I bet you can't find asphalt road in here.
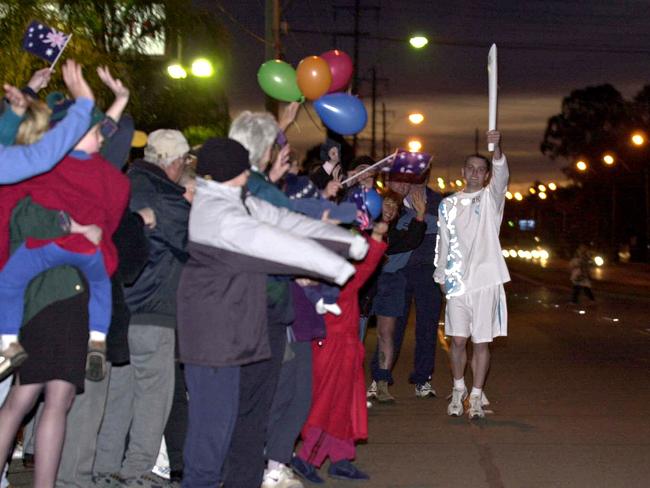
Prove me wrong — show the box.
[7,269,650,487]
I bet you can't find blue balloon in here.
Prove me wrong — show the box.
[313,93,367,135]
[364,188,383,220]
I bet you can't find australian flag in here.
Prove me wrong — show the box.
[22,21,70,63]
[384,150,432,176]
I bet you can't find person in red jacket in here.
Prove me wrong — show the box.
[293,224,388,483]
[0,66,130,383]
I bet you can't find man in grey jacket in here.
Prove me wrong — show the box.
[176,138,367,488]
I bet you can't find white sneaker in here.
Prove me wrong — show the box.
[447,387,467,416]
[415,381,437,398]
[262,465,304,488]
[481,391,490,406]
[366,380,378,399]
[468,393,485,419]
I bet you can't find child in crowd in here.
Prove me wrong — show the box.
[293,222,388,483]
[0,66,131,382]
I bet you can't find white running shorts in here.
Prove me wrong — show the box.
[445,284,507,343]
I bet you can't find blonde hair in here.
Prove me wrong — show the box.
[16,100,52,145]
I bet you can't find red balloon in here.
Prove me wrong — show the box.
[320,50,353,93]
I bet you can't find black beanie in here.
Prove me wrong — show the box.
[197,138,250,182]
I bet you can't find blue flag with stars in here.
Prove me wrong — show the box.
[22,20,71,63]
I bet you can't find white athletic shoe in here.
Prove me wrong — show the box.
[262,465,304,488]
[415,381,437,398]
[366,380,378,399]
[468,394,485,419]
[447,387,468,416]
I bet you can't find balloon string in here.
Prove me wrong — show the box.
[303,104,326,133]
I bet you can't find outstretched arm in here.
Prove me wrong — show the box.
[97,66,130,122]
[487,130,509,214]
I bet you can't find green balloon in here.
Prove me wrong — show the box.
[257,60,302,102]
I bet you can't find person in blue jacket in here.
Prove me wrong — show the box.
[0,60,94,184]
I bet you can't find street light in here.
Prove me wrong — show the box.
[191,58,214,78]
[409,36,429,49]
[576,160,588,171]
[538,184,546,192]
[514,192,523,201]
[529,187,536,194]
[408,112,425,125]
[167,63,187,79]
[548,182,557,191]
[506,191,513,199]
[631,132,646,146]
[538,191,547,200]
[455,179,463,187]
[407,139,422,152]
[603,153,615,166]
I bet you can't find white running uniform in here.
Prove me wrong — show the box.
[434,155,510,342]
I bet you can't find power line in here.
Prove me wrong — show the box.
[215,0,269,45]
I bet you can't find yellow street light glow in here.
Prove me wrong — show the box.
[167,63,187,79]
[517,250,525,258]
[538,184,546,192]
[409,36,429,49]
[548,182,557,191]
[408,113,424,125]
[538,191,547,200]
[540,250,550,260]
[576,160,587,171]
[529,187,536,194]
[514,192,523,201]
[502,249,509,258]
[407,139,422,152]
[631,132,645,146]
[505,191,513,199]
[603,153,615,165]
[437,177,445,190]
[455,179,463,187]
[191,58,214,78]
[594,256,605,267]
[450,181,456,188]
[509,249,517,258]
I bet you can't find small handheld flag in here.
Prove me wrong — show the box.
[22,20,71,68]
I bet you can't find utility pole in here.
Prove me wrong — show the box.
[265,0,281,116]
[332,1,379,153]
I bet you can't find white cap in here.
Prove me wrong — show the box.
[144,129,190,167]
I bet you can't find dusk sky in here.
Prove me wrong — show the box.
[201,0,650,190]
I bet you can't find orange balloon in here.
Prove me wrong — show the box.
[296,56,332,100]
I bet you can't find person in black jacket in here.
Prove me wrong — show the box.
[94,129,191,487]
[369,187,427,403]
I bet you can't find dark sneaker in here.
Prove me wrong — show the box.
[86,340,107,382]
[375,380,395,403]
[93,472,127,488]
[327,460,369,481]
[415,381,437,398]
[124,473,175,487]
[290,456,324,484]
[0,341,28,382]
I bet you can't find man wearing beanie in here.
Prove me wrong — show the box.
[176,138,368,488]
[94,129,191,487]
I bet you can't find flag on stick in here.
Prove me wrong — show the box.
[22,20,72,69]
